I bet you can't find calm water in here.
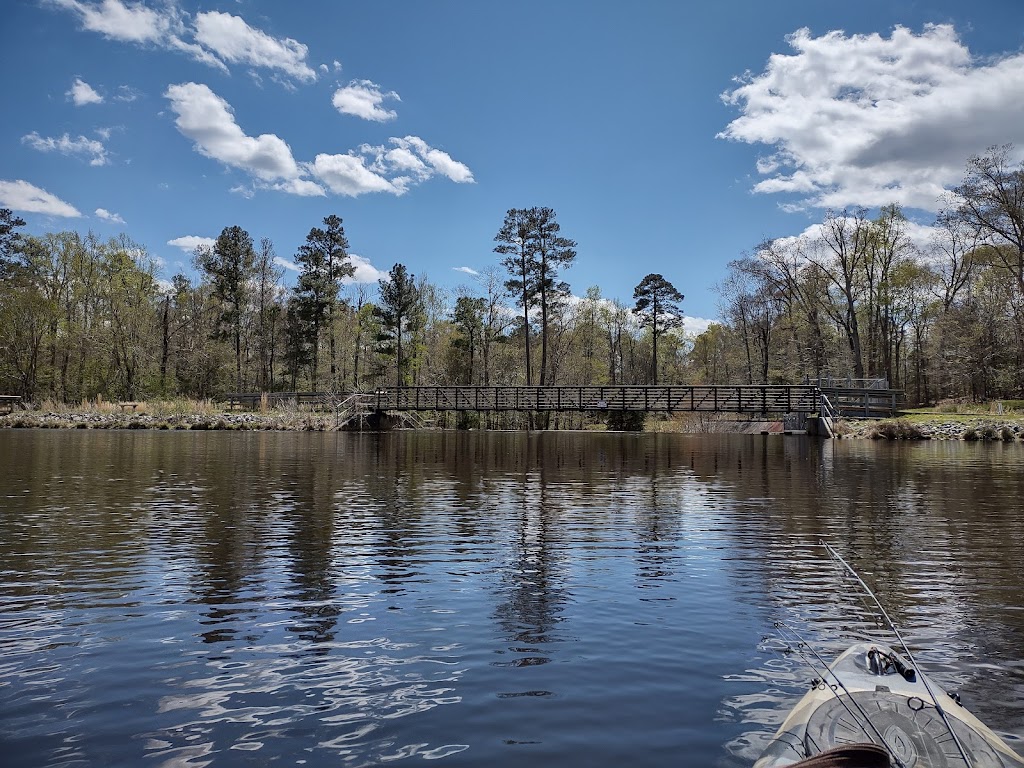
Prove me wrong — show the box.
[1,430,1023,767]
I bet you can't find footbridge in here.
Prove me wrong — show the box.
[225,384,902,419]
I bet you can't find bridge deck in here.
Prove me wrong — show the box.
[225,385,831,414]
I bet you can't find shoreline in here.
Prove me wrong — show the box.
[2,409,1022,440]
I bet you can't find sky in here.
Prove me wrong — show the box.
[4,0,1024,334]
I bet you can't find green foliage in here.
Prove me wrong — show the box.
[0,208,26,278]
[449,295,487,384]
[495,207,576,385]
[292,215,353,389]
[374,263,422,387]
[633,273,684,385]
[606,410,646,431]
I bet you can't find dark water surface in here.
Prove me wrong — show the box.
[1,430,1023,767]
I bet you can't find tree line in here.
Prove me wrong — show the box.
[702,146,1024,403]
[0,205,686,404]
[5,144,1019,408]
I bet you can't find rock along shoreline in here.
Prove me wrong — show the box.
[1,410,1022,440]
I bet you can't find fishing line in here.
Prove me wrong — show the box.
[822,541,973,767]
[771,621,910,768]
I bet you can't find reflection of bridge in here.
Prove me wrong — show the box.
[226,384,902,418]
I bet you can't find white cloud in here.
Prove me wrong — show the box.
[50,0,175,43]
[271,178,326,197]
[164,84,472,199]
[274,256,299,272]
[165,82,305,183]
[348,254,388,284]
[22,131,109,166]
[354,135,475,193]
[682,316,715,337]
[274,252,385,283]
[719,24,1024,212]
[332,80,399,122]
[113,85,141,102]
[49,1,314,82]
[309,152,399,196]
[0,179,81,217]
[193,11,316,83]
[95,207,125,224]
[67,77,103,105]
[453,266,479,276]
[167,235,216,252]
[392,136,474,183]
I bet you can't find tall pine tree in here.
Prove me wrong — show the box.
[293,215,353,390]
[632,273,684,385]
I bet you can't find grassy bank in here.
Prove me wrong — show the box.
[835,403,1024,441]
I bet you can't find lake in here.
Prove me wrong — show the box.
[1,430,1022,767]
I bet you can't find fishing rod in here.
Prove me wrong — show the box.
[822,540,973,767]
[770,621,911,768]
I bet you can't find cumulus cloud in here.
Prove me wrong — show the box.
[0,179,81,217]
[453,266,479,276]
[164,83,471,198]
[682,316,715,337]
[49,1,315,82]
[22,131,109,166]
[348,254,388,284]
[273,252,385,284]
[271,178,326,197]
[274,256,300,272]
[165,82,307,183]
[309,152,399,196]
[391,136,474,183]
[719,24,1024,212]
[167,235,216,252]
[49,0,176,43]
[67,77,103,105]
[95,207,125,224]
[193,11,316,82]
[353,135,475,193]
[332,80,400,121]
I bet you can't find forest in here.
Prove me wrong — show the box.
[1,147,1022,407]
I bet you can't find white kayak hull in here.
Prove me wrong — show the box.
[754,643,1024,768]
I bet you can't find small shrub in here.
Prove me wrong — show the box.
[867,419,925,440]
[606,410,646,431]
[979,424,998,441]
[999,426,1016,442]
[961,428,979,441]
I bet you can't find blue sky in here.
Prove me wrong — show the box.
[4,1,1024,332]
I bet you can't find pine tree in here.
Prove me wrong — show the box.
[632,273,684,385]
[293,215,353,390]
[374,263,421,388]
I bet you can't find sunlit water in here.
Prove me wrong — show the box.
[1,430,1022,767]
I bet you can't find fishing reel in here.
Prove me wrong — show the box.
[866,646,916,682]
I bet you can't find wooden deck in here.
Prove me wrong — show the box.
[820,387,903,419]
[225,385,834,415]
